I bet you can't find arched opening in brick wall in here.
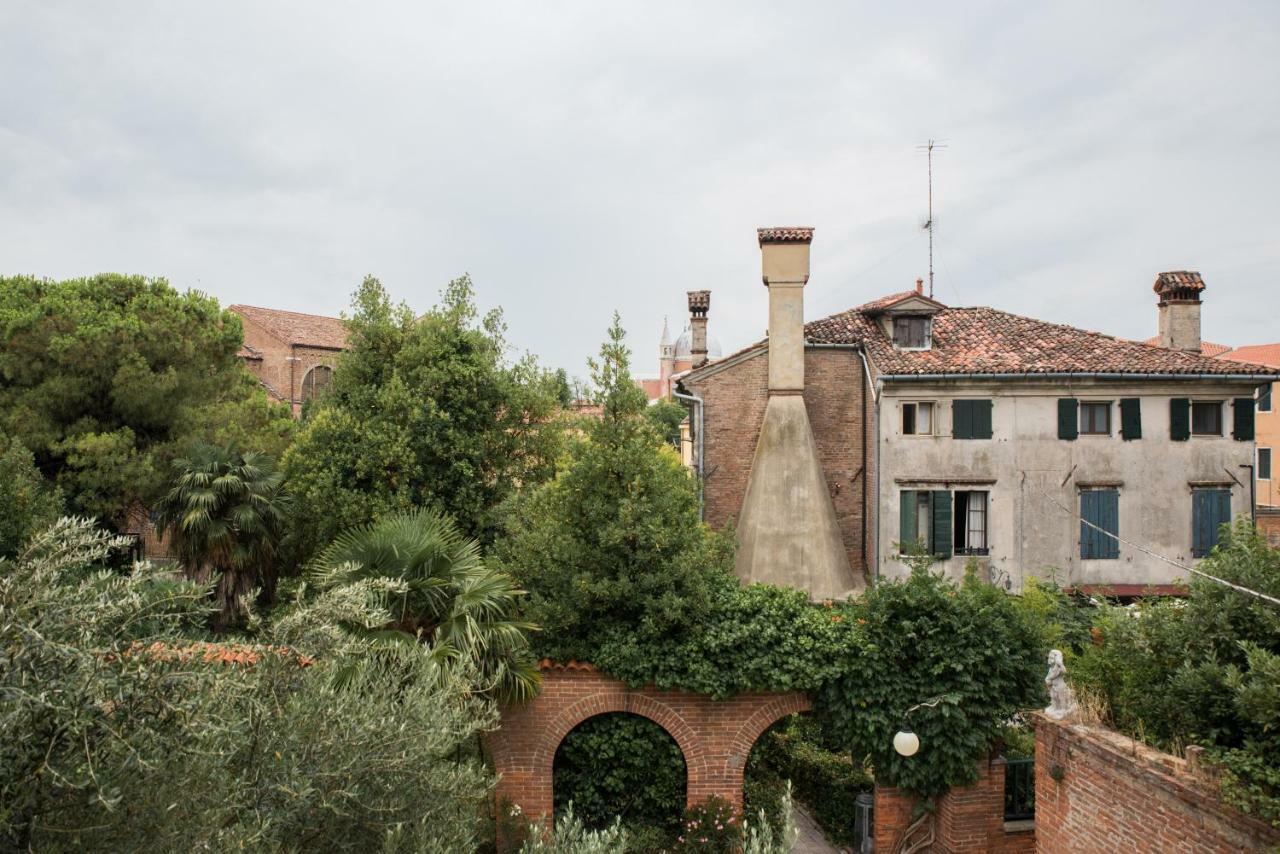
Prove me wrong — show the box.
[552,713,687,842]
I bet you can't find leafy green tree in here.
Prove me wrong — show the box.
[308,509,540,702]
[283,275,564,562]
[0,439,62,558]
[645,398,688,449]
[494,314,733,663]
[0,274,294,529]
[154,444,288,630]
[1,517,497,852]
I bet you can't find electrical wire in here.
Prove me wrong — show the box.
[1023,472,1280,608]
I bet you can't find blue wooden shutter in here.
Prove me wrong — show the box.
[1080,492,1097,559]
[1192,489,1231,557]
[1232,397,1255,441]
[1058,399,1078,440]
[931,490,952,559]
[1120,398,1142,440]
[1099,490,1119,558]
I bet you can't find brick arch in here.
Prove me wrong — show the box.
[532,691,710,789]
[487,664,811,849]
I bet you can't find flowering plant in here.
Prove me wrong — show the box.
[674,795,740,853]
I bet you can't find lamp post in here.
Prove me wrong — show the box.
[893,696,949,757]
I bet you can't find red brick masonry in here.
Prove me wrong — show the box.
[1035,716,1280,853]
[486,663,811,830]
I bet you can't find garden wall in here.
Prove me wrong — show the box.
[486,661,810,843]
[873,756,1035,854]
[1035,716,1280,853]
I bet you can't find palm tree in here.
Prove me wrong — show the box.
[309,509,540,703]
[154,444,287,631]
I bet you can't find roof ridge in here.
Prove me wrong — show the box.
[229,304,346,323]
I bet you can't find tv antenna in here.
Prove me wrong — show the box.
[916,139,947,298]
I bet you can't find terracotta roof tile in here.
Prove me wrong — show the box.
[804,296,1275,376]
[1153,271,1206,294]
[1141,336,1233,357]
[757,227,814,244]
[230,304,349,350]
[1220,343,1280,369]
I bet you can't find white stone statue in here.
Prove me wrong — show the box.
[1044,649,1077,720]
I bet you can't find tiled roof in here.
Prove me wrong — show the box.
[1141,336,1233,357]
[802,297,1276,376]
[237,343,263,360]
[229,304,349,350]
[757,227,814,244]
[1220,343,1280,369]
[1153,271,1206,294]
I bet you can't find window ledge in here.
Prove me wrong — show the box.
[1077,480,1123,488]
[1003,819,1035,834]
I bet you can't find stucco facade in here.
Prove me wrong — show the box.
[877,380,1260,591]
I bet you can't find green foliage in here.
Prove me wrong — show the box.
[746,715,872,847]
[496,314,733,664]
[0,438,62,558]
[153,443,288,630]
[741,783,797,854]
[1012,575,1095,659]
[519,804,627,854]
[307,509,540,702]
[553,715,686,842]
[644,398,688,449]
[0,274,293,528]
[1070,519,1280,825]
[816,568,1043,799]
[283,275,564,563]
[0,517,498,852]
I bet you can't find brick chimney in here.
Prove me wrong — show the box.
[734,227,861,600]
[1154,271,1205,353]
[687,290,710,368]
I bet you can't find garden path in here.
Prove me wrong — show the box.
[790,802,842,853]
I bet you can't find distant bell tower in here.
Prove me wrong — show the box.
[658,316,675,393]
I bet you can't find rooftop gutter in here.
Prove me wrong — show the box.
[877,371,1279,383]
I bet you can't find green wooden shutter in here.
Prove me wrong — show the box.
[931,490,952,559]
[1232,397,1255,441]
[1058,399,1079,440]
[1170,398,1191,441]
[973,400,993,439]
[899,490,917,553]
[1120,398,1142,440]
[952,400,971,439]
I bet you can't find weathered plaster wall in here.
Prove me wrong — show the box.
[877,379,1257,591]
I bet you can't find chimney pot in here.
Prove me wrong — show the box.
[915,278,924,295]
[1153,271,1205,352]
[687,290,711,367]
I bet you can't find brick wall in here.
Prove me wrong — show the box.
[873,758,1034,854]
[486,664,810,848]
[1259,508,1280,548]
[685,347,871,579]
[1035,716,1280,853]
[238,318,342,416]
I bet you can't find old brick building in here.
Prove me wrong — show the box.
[679,229,1277,597]
[229,305,348,416]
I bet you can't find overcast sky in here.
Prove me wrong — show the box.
[3,2,1278,376]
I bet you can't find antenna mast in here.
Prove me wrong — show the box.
[917,139,946,299]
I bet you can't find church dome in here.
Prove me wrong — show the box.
[674,327,722,361]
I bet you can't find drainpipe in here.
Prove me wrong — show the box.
[859,350,882,584]
[672,388,705,520]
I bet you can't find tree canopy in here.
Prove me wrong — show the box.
[0,274,293,528]
[282,275,565,563]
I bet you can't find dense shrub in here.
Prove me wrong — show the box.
[553,715,686,843]
[1070,520,1280,826]
[0,438,62,558]
[0,518,498,852]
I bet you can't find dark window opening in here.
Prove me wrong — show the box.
[1258,448,1272,481]
[953,491,989,555]
[1191,401,1222,436]
[301,365,334,402]
[892,316,930,348]
[1259,385,1272,413]
[902,401,934,435]
[1080,401,1111,435]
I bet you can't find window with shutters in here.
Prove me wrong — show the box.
[952,399,993,440]
[1080,489,1120,560]
[953,491,989,555]
[901,401,935,435]
[898,489,954,558]
[1079,401,1112,436]
[1191,488,1232,558]
[892,316,931,349]
[1259,448,1272,481]
[1259,384,1273,413]
[1191,400,1222,436]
